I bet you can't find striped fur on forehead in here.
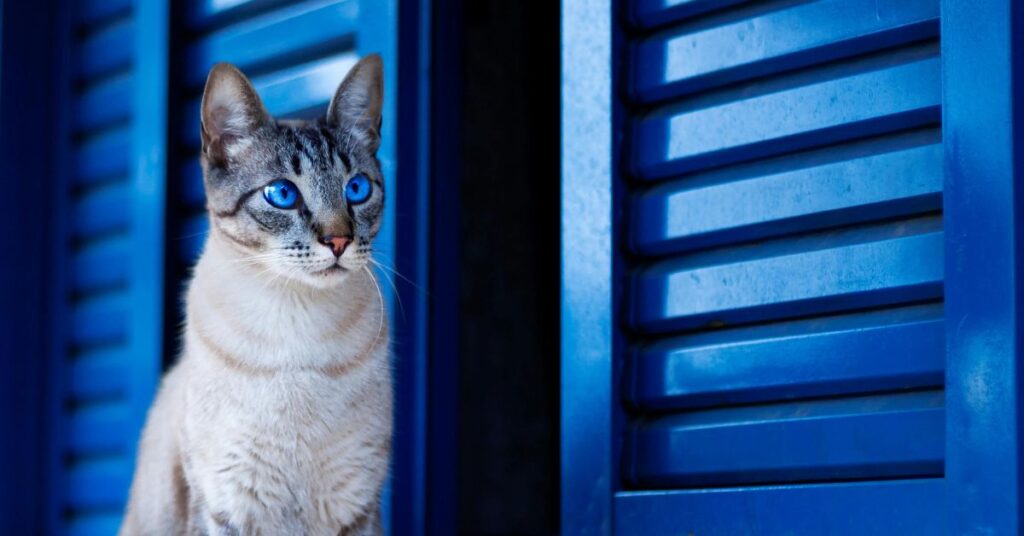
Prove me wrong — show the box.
[202,115,386,248]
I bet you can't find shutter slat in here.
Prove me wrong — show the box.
[68,347,131,401]
[630,0,751,29]
[74,128,131,186]
[72,235,131,293]
[76,0,131,27]
[633,51,940,179]
[632,0,938,103]
[68,402,132,455]
[185,0,291,29]
[184,0,358,85]
[615,479,944,535]
[75,19,134,80]
[74,74,132,132]
[65,456,133,509]
[631,221,943,333]
[67,514,124,536]
[72,183,131,239]
[632,132,942,255]
[627,304,944,410]
[627,390,943,487]
[70,292,129,348]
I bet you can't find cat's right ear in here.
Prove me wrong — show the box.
[200,63,268,168]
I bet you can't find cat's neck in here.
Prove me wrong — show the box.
[184,232,385,371]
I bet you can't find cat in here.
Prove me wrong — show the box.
[118,54,392,536]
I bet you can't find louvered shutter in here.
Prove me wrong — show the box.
[564,0,953,533]
[51,0,168,534]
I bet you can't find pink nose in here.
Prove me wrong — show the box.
[319,235,351,258]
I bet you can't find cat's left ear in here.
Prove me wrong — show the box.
[327,54,384,153]
[200,63,269,168]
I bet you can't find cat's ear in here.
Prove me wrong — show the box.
[327,54,383,153]
[200,63,269,167]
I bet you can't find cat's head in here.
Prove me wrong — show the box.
[199,55,384,289]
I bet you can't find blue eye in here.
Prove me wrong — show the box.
[263,179,299,209]
[345,174,372,204]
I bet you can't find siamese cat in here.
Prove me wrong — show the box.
[119,55,392,536]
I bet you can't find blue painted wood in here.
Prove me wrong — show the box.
[562,0,614,534]
[72,183,131,238]
[632,131,942,255]
[67,405,131,455]
[630,0,750,29]
[389,0,433,532]
[633,50,940,179]
[67,515,124,536]
[631,220,943,333]
[46,0,80,530]
[69,348,131,399]
[181,53,359,145]
[72,236,130,292]
[942,0,1023,533]
[74,18,133,79]
[627,304,944,410]
[70,293,130,348]
[566,0,954,533]
[615,479,945,535]
[184,0,358,85]
[184,0,290,29]
[632,0,938,103]
[73,74,132,132]
[627,390,944,487]
[65,457,132,508]
[49,1,168,531]
[76,0,131,26]
[74,127,130,185]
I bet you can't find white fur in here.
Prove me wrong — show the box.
[120,230,392,536]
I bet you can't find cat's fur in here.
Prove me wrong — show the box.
[119,55,392,536]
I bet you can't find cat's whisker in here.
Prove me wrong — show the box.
[366,253,424,293]
[366,258,407,321]
[363,266,386,347]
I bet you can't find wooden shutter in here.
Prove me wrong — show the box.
[563,0,960,533]
[51,0,168,534]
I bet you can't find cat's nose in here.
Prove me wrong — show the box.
[319,235,352,258]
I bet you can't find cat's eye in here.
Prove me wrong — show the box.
[345,174,372,205]
[263,179,300,209]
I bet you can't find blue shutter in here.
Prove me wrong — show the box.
[50,0,168,534]
[564,0,955,533]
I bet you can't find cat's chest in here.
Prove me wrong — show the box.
[183,370,384,531]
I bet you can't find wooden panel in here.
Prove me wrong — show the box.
[630,219,943,333]
[627,304,944,410]
[615,479,944,535]
[626,391,943,487]
[632,50,940,179]
[631,131,942,255]
[632,0,938,102]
